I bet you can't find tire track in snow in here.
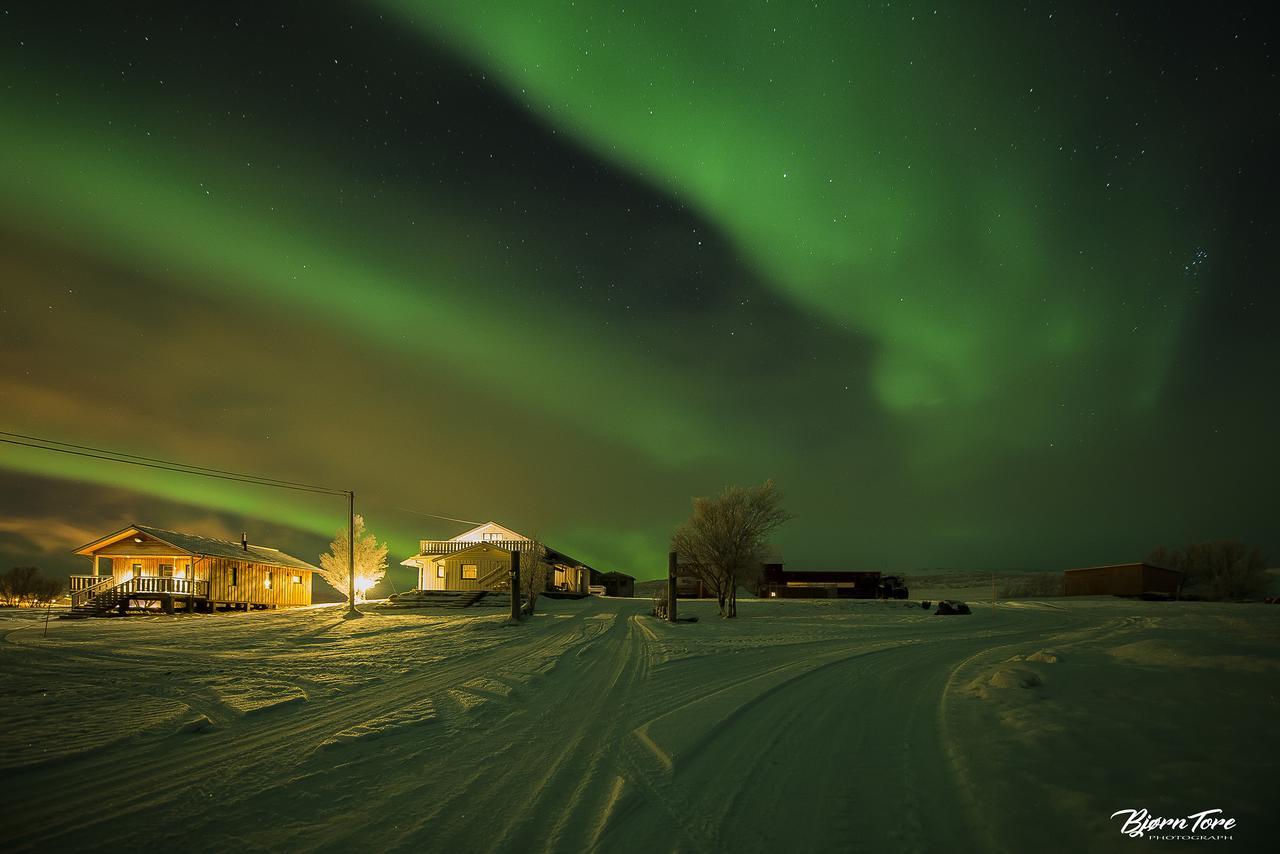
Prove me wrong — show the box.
[0,607,612,850]
[936,607,1112,854]
[613,606,1089,852]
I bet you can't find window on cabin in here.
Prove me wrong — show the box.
[264,570,273,590]
[230,567,238,587]
[461,564,478,580]
[132,563,142,577]
[437,566,446,579]
[291,574,302,584]
[159,564,174,578]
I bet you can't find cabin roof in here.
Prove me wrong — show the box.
[428,542,517,562]
[1063,562,1183,575]
[74,524,320,572]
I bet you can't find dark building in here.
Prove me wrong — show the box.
[597,571,635,598]
[675,547,783,598]
[1063,563,1184,597]
[758,566,887,599]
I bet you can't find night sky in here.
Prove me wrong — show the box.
[2,2,1276,586]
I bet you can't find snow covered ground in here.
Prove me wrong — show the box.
[0,596,1274,852]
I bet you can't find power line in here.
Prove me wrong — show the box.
[0,430,343,494]
[3,428,363,614]
[393,506,482,526]
[0,432,347,496]
[3,431,478,525]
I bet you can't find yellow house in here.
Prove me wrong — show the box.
[400,521,593,593]
[67,524,320,617]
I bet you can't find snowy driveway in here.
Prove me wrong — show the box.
[1,596,1274,852]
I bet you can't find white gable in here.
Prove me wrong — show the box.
[450,521,528,543]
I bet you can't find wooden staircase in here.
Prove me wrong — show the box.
[384,589,512,609]
[61,581,130,619]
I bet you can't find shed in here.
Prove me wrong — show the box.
[1063,562,1184,597]
[598,571,635,598]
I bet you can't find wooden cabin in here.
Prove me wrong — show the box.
[67,524,320,617]
[1063,562,1184,598]
[400,521,596,594]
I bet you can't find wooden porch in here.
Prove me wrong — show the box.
[67,575,212,618]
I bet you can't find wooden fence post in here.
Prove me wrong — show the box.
[667,551,678,623]
[510,550,521,622]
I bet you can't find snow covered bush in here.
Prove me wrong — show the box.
[651,582,668,619]
[319,515,389,602]
[1000,572,1064,598]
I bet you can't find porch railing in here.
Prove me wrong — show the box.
[477,565,511,590]
[129,577,210,597]
[69,576,115,607]
[418,539,534,555]
[69,576,210,607]
[69,575,109,593]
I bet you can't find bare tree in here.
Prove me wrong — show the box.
[319,515,388,602]
[519,535,551,615]
[1147,540,1268,599]
[0,566,62,607]
[671,480,793,618]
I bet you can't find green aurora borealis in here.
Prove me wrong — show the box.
[1,3,1276,584]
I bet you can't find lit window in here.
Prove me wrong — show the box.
[291,574,302,584]
[461,564,478,580]
[437,566,446,579]
[264,570,273,589]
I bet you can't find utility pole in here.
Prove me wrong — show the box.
[346,490,359,618]
[510,549,522,621]
[667,550,678,623]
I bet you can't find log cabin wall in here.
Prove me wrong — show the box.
[99,556,197,585]
[96,554,312,607]
[205,558,313,607]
